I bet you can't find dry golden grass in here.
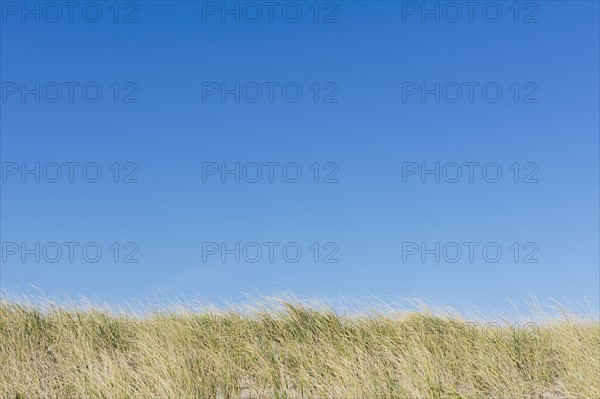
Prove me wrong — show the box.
[0,296,598,398]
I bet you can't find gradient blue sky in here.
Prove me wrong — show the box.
[1,1,598,311]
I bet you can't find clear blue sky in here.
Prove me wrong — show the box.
[1,1,598,311]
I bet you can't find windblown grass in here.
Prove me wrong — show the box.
[0,296,598,398]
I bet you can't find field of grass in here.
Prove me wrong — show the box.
[0,296,598,398]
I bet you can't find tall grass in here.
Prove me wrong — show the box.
[0,296,598,398]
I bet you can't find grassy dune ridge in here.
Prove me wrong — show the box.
[0,296,598,398]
